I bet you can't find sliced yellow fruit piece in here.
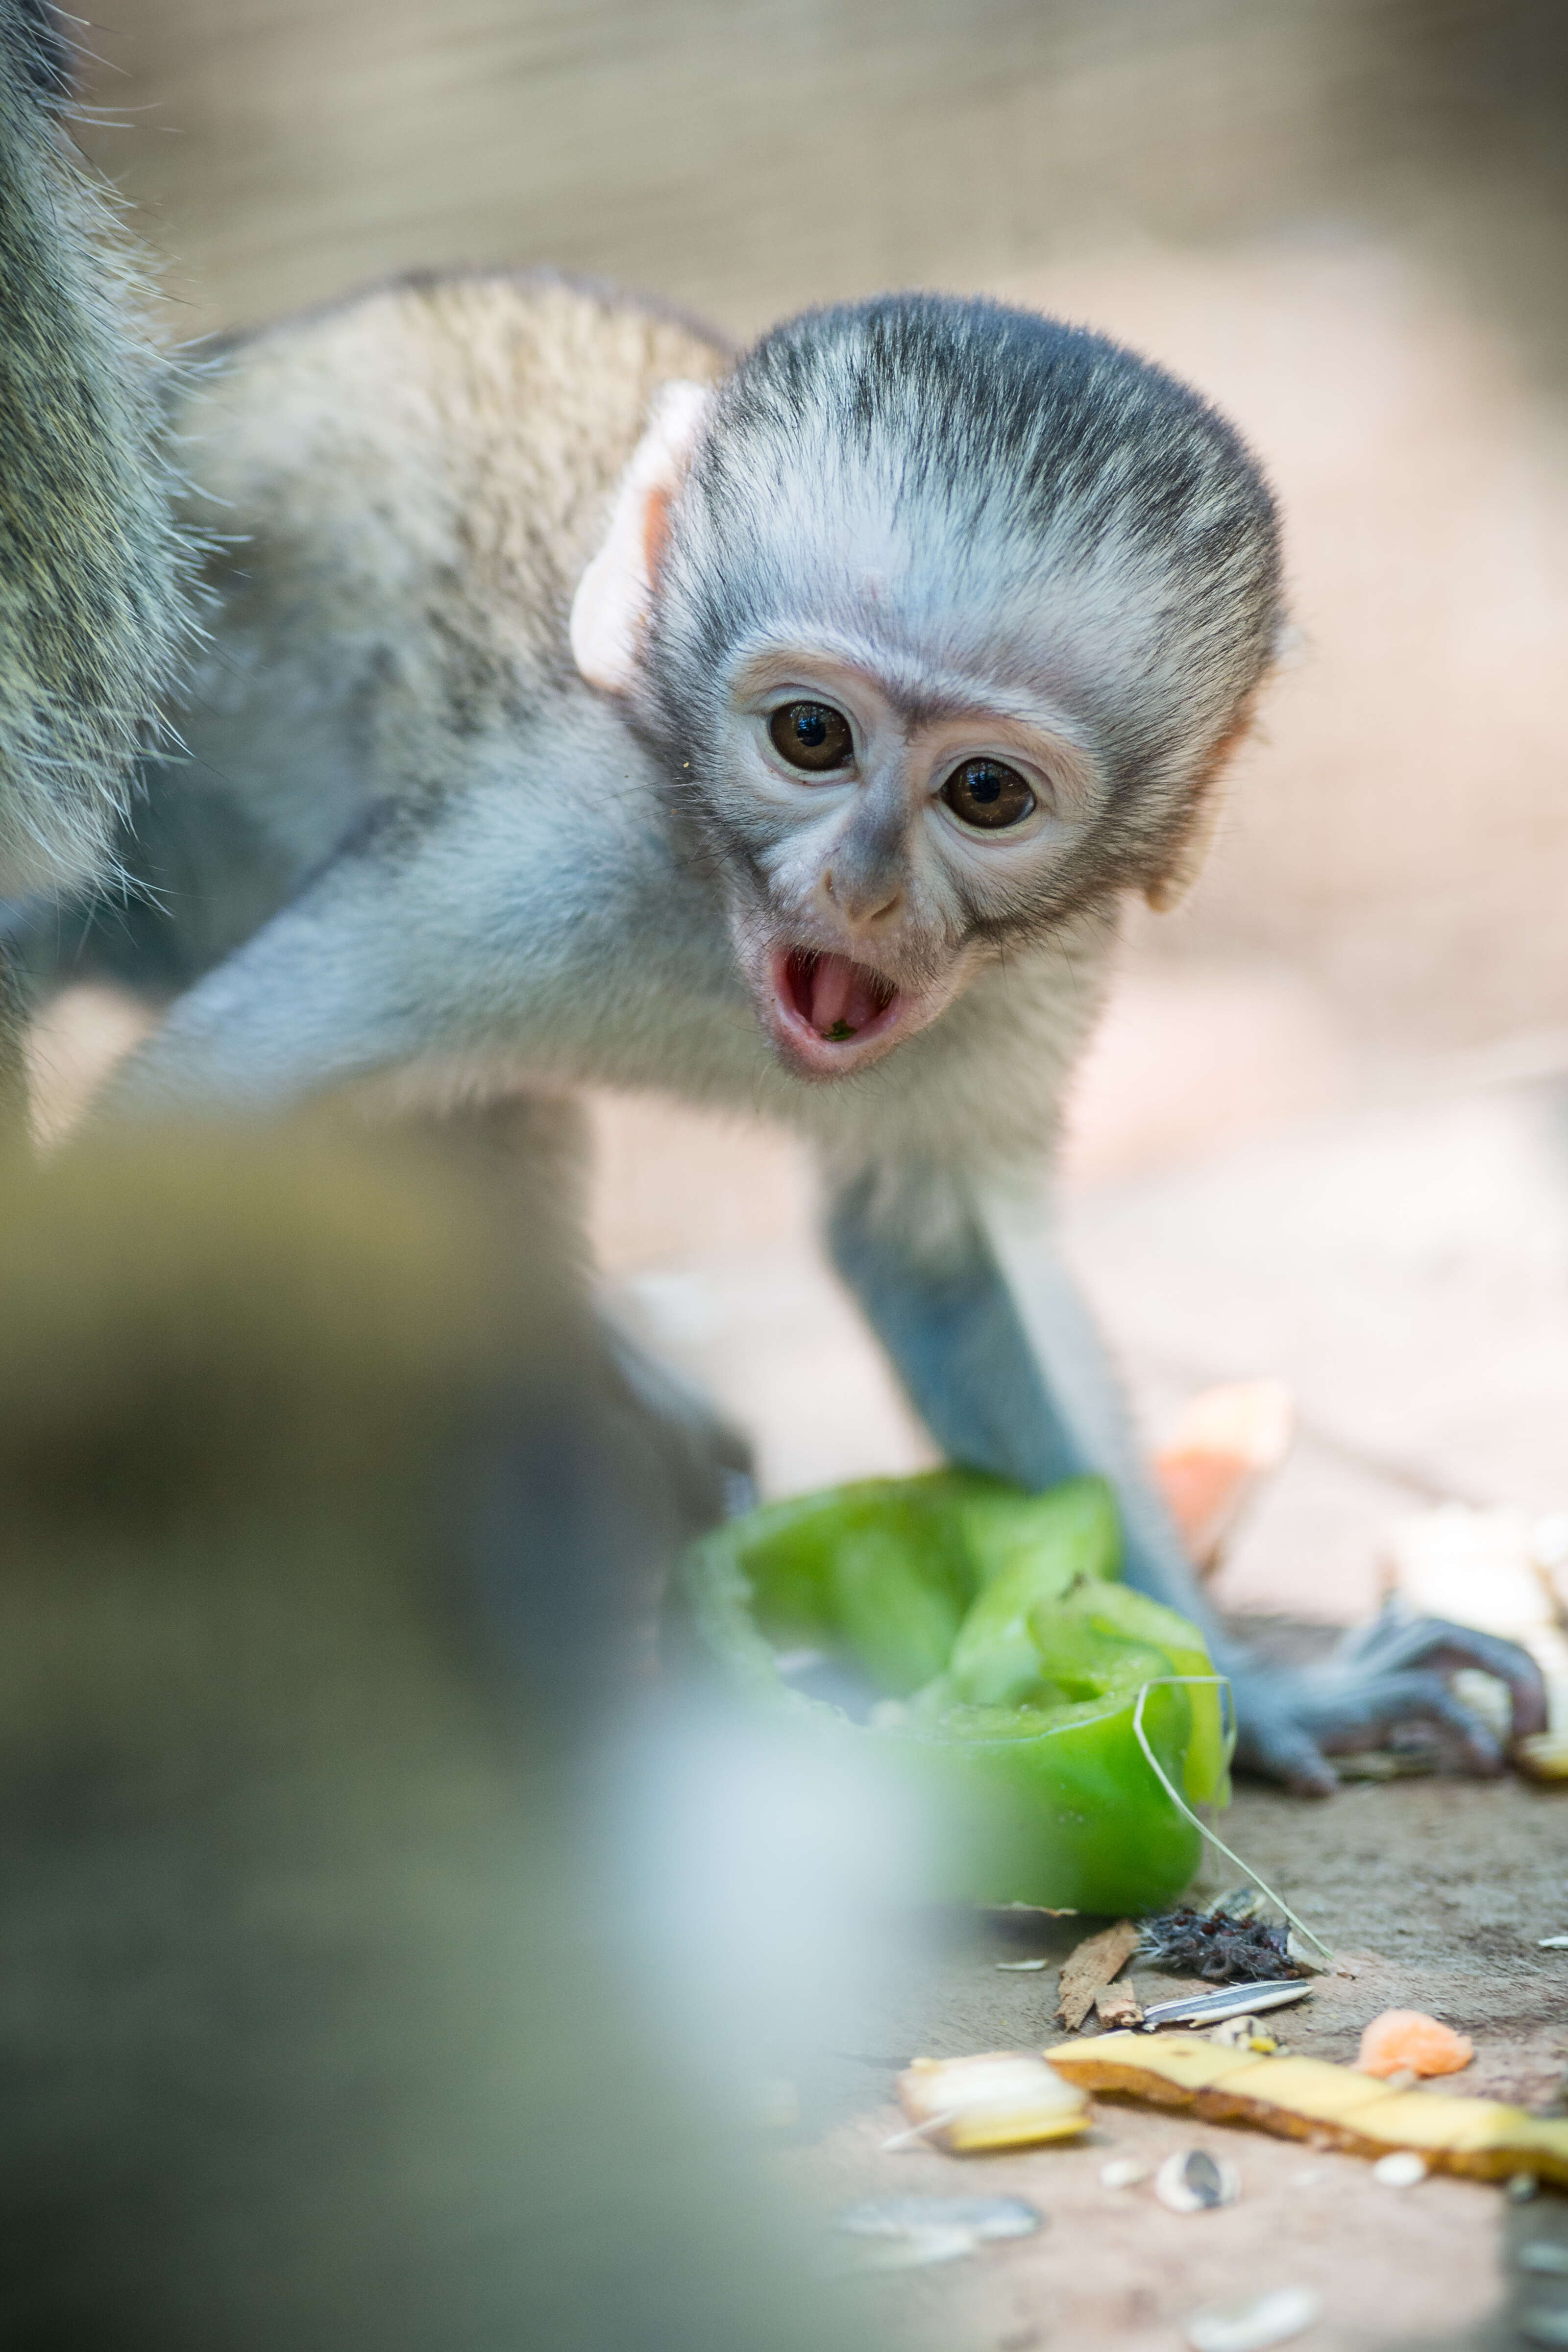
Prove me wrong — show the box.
[1208,2054,1399,2127]
[1045,2033,1568,2183]
[897,2052,1090,2152]
[1045,2032,1257,2101]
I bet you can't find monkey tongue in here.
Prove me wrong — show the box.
[800,951,894,1039]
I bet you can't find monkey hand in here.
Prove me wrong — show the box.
[1223,1606,1549,1796]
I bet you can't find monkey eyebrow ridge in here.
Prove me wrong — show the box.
[731,632,1085,750]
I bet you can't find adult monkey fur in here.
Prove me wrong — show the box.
[0,1121,883,2352]
[0,0,190,1119]
[8,270,1546,1790]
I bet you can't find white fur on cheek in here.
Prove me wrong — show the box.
[569,379,714,695]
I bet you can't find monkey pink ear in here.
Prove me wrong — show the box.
[1144,688,1265,911]
[570,379,716,695]
[1143,784,1228,911]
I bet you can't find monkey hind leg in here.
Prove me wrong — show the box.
[393,1089,753,1640]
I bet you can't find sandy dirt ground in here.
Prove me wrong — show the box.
[782,1774,1568,2352]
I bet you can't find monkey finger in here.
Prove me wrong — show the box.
[1228,1688,1339,1797]
[1333,1608,1549,1744]
[1304,1667,1506,1776]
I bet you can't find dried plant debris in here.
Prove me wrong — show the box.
[1183,2285,1321,2352]
[1155,2148,1241,2212]
[1046,2032,1568,2184]
[896,2053,1089,2153]
[1056,1917,1140,2031]
[1094,1983,1144,2028]
[1140,1905,1306,1985]
[985,1903,1078,1921]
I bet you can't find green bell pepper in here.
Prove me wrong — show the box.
[679,1468,1231,1914]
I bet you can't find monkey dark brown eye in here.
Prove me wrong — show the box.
[768,701,854,774]
[941,758,1036,831]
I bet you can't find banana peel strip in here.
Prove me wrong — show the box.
[1046,2032,1568,2184]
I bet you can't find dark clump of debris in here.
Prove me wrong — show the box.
[1140,1905,1307,1984]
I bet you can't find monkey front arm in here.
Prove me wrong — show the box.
[678,1469,1231,1915]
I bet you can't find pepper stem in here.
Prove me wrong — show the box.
[1131,1678,1335,1962]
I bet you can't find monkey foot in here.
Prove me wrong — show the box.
[1225,1605,1550,1795]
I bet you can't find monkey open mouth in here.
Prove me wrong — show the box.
[766,945,906,1074]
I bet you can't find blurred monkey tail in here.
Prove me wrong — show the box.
[0,0,195,1127]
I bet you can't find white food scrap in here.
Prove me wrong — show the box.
[896,2053,1089,2153]
[1184,2285,1321,2352]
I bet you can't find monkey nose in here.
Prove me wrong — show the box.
[822,868,903,929]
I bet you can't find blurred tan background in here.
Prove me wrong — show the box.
[74,0,1568,1052]
[48,0,1568,1609]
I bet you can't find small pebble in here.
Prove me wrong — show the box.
[1100,2156,1149,2189]
[1372,2152,1427,2189]
[1156,2148,1241,2212]
[1183,2284,1321,2352]
[836,2194,1043,2245]
[835,2224,979,2272]
[1518,2243,1568,2276]
[1510,2175,1543,2205]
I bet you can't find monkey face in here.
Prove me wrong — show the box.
[706,632,1104,1081]
[571,295,1282,1088]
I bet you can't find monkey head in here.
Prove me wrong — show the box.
[571,295,1282,1084]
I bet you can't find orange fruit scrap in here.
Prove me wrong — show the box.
[1357,2009,1474,2079]
[1153,1379,1294,1573]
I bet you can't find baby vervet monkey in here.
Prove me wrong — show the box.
[11,270,1543,1788]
